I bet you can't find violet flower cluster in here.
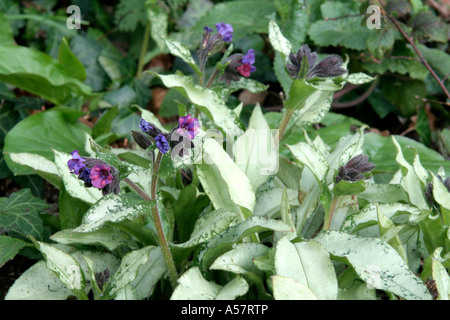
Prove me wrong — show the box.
[335,154,375,184]
[197,22,256,85]
[67,150,120,196]
[133,114,201,157]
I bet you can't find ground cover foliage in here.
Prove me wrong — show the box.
[0,0,449,300]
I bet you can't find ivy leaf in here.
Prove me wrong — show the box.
[366,28,395,60]
[0,236,31,268]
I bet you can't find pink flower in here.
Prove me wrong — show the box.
[89,164,113,189]
[177,114,200,140]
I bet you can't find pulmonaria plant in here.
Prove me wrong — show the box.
[335,154,376,184]
[197,22,233,71]
[67,150,120,196]
[287,44,347,79]
[134,115,200,157]
[220,48,257,84]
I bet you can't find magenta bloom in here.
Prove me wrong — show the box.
[177,114,200,140]
[237,49,256,77]
[215,22,233,42]
[89,164,113,189]
[67,150,86,175]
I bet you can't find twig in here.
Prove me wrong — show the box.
[332,77,379,109]
[415,95,450,106]
[379,0,450,100]
[388,55,422,63]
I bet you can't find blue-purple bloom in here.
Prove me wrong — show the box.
[155,134,171,154]
[139,119,153,133]
[215,22,233,42]
[78,167,92,187]
[67,150,86,175]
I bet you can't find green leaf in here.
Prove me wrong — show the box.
[332,179,367,196]
[58,37,86,82]
[92,106,119,139]
[0,45,92,104]
[432,258,450,300]
[287,142,328,183]
[315,231,433,300]
[234,105,278,191]
[430,171,450,225]
[4,109,90,176]
[73,194,154,233]
[105,246,161,298]
[174,209,239,248]
[284,79,317,111]
[149,72,244,137]
[274,237,338,299]
[58,185,90,229]
[366,28,395,60]
[268,19,292,59]
[147,2,168,50]
[291,90,335,129]
[308,17,371,50]
[31,240,87,299]
[377,206,408,263]
[171,267,249,300]
[271,275,317,300]
[0,236,31,268]
[163,36,201,76]
[0,12,14,45]
[0,189,47,241]
[114,0,147,32]
[51,226,139,251]
[197,138,255,219]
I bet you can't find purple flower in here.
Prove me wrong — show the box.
[139,119,153,133]
[155,134,171,154]
[215,22,233,42]
[78,167,92,187]
[177,114,200,140]
[242,49,255,65]
[89,164,113,189]
[67,150,86,175]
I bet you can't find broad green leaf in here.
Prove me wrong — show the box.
[53,149,102,205]
[0,189,47,241]
[315,231,433,300]
[308,17,371,51]
[345,73,375,85]
[332,179,367,196]
[432,258,450,300]
[391,136,429,210]
[50,226,139,251]
[7,152,61,187]
[342,203,426,234]
[291,90,335,128]
[234,105,278,191]
[366,28,395,60]
[0,44,92,104]
[284,79,317,111]
[210,243,268,278]
[377,206,408,263]
[197,138,255,219]
[430,171,450,225]
[105,245,157,298]
[0,236,31,268]
[58,37,86,82]
[114,286,138,300]
[92,106,119,139]
[268,19,292,59]
[212,77,269,100]
[73,194,154,233]
[149,72,244,137]
[287,142,328,183]
[274,237,338,299]
[253,187,299,218]
[0,12,14,45]
[147,2,168,51]
[200,216,294,270]
[171,267,248,300]
[5,261,73,300]
[58,185,90,229]
[32,240,86,299]
[163,36,201,76]
[4,109,90,176]
[272,275,318,300]
[175,209,239,248]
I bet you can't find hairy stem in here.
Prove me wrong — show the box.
[278,108,295,143]
[151,152,179,287]
[324,196,339,231]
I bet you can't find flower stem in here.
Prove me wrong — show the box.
[136,20,151,79]
[205,67,219,88]
[324,196,339,231]
[278,108,295,143]
[123,157,178,288]
[151,152,179,288]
